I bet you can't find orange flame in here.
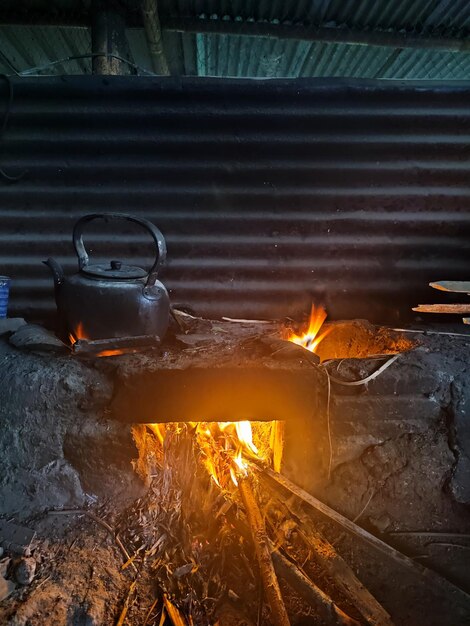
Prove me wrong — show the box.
[197,421,257,486]
[68,321,87,345]
[68,323,124,357]
[288,303,332,354]
[198,422,256,486]
[151,420,281,488]
[148,423,166,445]
[229,449,249,486]
[235,421,258,456]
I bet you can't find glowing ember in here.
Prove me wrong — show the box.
[288,303,332,354]
[96,349,126,357]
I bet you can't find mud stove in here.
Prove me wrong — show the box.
[0,313,469,626]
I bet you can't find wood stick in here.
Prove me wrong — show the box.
[116,580,137,626]
[412,304,470,314]
[430,281,470,294]
[278,500,394,626]
[260,469,470,603]
[143,599,159,626]
[163,594,188,626]
[238,476,291,626]
[225,499,360,625]
[227,491,364,626]
[270,547,360,626]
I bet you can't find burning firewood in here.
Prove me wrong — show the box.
[219,476,364,626]
[118,418,387,625]
[237,476,291,626]
[257,336,320,365]
[117,424,263,624]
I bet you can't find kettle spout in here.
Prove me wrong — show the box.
[43,258,65,288]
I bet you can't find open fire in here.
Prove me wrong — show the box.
[149,421,281,488]
[68,322,130,357]
[148,304,332,490]
[68,321,86,346]
[287,303,333,354]
[128,304,339,624]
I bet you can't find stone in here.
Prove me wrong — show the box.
[9,324,68,354]
[0,318,26,336]
[0,520,36,556]
[369,514,392,533]
[14,557,36,586]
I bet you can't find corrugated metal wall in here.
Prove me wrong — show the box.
[1,76,469,323]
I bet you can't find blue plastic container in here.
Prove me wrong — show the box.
[0,276,10,318]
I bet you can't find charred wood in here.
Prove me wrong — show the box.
[270,547,360,626]
[238,476,291,626]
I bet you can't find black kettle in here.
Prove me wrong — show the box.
[44,213,170,341]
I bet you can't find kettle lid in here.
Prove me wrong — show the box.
[82,260,147,279]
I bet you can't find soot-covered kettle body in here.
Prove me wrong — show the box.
[44,213,170,341]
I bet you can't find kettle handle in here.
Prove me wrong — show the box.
[73,213,167,287]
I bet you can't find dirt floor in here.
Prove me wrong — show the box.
[0,514,127,626]
[0,474,468,626]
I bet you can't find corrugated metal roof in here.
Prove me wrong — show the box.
[0,25,91,75]
[1,1,470,78]
[160,0,470,33]
[195,34,470,79]
[4,0,470,33]
[1,76,469,324]
[2,25,470,80]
